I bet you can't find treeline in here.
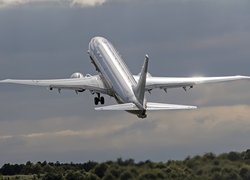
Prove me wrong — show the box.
[1,150,250,180]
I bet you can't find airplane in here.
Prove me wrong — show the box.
[0,36,250,118]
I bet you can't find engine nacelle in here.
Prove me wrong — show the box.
[70,72,84,79]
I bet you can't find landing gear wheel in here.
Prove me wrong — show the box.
[94,93,105,105]
[100,96,105,104]
[94,97,99,105]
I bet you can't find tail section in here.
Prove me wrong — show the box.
[133,55,149,108]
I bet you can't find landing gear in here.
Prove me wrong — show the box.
[94,97,99,105]
[94,93,105,105]
[100,96,105,104]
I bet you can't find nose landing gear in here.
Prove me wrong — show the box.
[94,93,105,105]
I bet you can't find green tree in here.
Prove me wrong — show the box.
[244,149,250,163]
[83,161,98,172]
[32,164,42,174]
[41,161,47,167]
[65,170,85,180]
[85,173,100,180]
[138,171,158,180]
[204,153,216,160]
[43,164,54,173]
[102,172,116,180]
[227,152,241,161]
[108,165,122,178]
[240,167,250,180]
[42,172,63,180]
[1,164,14,175]
[120,171,134,180]
[93,163,108,178]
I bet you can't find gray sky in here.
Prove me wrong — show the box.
[0,0,250,165]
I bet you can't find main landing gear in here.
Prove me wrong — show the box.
[94,93,105,105]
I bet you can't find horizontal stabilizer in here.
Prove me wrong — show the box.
[146,102,197,110]
[95,102,197,111]
[95,103,138,111]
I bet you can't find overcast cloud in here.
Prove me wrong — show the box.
[0,0,107,8]
[0,0,250,165]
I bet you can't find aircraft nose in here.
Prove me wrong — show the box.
[89,38,98,53]
[89,37,104,51]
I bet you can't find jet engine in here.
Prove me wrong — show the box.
[70,72,84,79]
[70,72,85,93]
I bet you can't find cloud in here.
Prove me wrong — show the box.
[70,0,106,7]
[20,124,128,139]
[0,135,12,140]
[0,0,250,164]
[1,105,250,153]
[188,32,250,52]
[0,0,107,8]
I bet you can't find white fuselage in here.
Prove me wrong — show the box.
[88,37,145,116]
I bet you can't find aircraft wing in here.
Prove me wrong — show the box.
[134,75,250,90]
[0,75,110,94]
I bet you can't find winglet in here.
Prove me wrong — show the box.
[133,55,149,107]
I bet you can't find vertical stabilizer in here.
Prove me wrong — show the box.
[133,55,149,107]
